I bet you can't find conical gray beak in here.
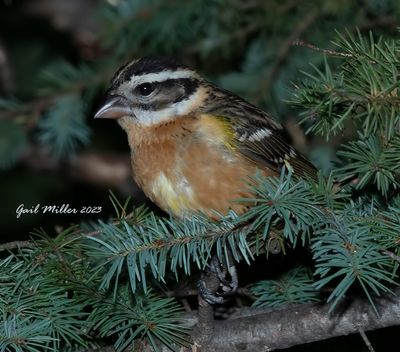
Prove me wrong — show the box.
[94,92,132,119]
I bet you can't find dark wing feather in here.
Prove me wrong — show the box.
[202,84,317,180]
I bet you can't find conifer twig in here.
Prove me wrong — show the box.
[381,249,400,263]
[202,291,400,351]
[358,328,375,352]
[0,240,34,251]
[292,40,353,57]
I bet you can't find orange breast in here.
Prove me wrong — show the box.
[122,115,276,218]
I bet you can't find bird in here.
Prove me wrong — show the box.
[94,57,317,303]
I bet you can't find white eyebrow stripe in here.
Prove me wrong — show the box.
[133,69,197,84]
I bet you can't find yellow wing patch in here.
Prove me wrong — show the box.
[198,114,236,151]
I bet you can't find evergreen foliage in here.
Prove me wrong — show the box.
[1,0,400,350]
[250,266,320,308]
[38,95,90,158]
[0,119,28,169]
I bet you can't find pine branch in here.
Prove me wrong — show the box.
[3,9,400,349]
[93,292,400,351]
[250,266,320,308]
[292,40,353,58]
[0,240,35,251]
[194,290,400,352]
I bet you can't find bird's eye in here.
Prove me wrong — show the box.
[136,83,154,96]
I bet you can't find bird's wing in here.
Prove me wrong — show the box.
[202,86,317,180]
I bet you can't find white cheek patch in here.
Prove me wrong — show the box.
[135,106,179,125]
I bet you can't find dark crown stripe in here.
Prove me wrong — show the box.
[169,78,200,103]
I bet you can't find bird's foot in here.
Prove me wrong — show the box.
[197,255,238,305]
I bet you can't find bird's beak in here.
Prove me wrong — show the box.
[94,92,132,119]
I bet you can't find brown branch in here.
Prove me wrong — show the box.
[106,292,400,352]
[68,151,132,190]
[193,297,215,346]
[191,291,400,351]
[2,225,399,350]
[292,39,353,58]
[21,146,135,195]
[85,347,116,352]
[293,16,397,60]
[0,240,35,251]
[382,249,400,263]
[165,287,253,299]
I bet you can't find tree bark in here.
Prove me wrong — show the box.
[87,292,400,352]
[196,293,400,351]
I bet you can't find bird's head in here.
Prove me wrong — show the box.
[94,57,206,127]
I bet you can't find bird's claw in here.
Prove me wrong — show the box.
[198,256,238,305]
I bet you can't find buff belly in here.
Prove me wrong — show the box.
[126,115,275,218]
[142,142,263,218]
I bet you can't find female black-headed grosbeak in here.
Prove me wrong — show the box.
[95,57,316,217]
[95,57,316,303]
